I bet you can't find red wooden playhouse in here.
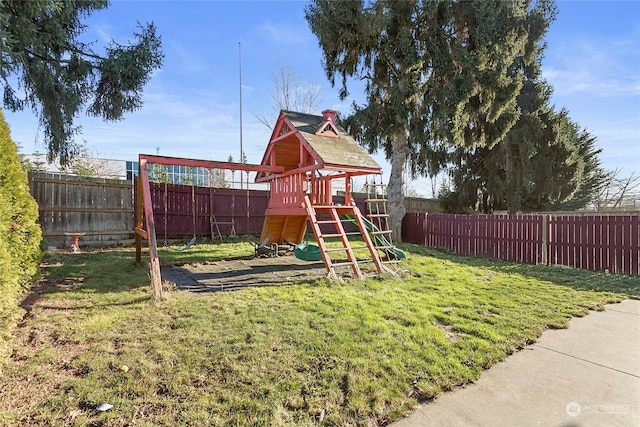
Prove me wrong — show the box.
[135,109,404,297]
[255,109,405,278]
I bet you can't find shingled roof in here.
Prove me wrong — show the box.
[257,109,381,179]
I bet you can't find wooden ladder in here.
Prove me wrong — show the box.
[303,195,388,279]
[364,180,403,263]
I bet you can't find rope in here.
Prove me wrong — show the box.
[230,171,237,237]
[246,170,250,234]
[191,183,196,239]
[164,180,168,246]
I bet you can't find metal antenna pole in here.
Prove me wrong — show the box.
[239,41,244,190]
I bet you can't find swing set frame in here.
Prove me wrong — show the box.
[134,153,283,299]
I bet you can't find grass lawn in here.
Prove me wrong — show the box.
[0,239,637,426]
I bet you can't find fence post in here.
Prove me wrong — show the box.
[541,214,548,265]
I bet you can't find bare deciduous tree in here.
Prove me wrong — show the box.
[594,170,640,211]
[64,145,122,179]
[254,62,322,129]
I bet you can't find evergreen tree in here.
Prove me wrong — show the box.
[443,105,609,213]
[0,107,42,367]
[306,0,556,240]
[0,0,163,166]
[527,110,609,211]
[441,37,609,214]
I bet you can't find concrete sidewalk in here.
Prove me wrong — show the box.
[393,299,640,427]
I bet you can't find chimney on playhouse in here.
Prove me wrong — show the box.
[322,109,337,122]
[316,109,340,137]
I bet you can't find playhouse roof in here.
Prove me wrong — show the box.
[257,110,381,179]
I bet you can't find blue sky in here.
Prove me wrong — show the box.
[5,0,640,197]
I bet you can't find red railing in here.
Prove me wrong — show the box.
[403,213,640,276]
[269,174,305,209]
[266,173,334,208]
[309,175,332,206]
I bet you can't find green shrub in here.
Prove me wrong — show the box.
[0,108,43,369]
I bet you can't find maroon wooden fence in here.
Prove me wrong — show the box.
[144,183,270,240]
[547,215,639,275]
[403,213,640,276]
[138,183,369,240]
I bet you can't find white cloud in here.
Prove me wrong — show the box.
[93,25,113,45]
[255,20,307,44]
[168,41,204,74]
[543,66,640,96]
[141,90,234,121]
[543,29,640,97]
[542,21,640,175]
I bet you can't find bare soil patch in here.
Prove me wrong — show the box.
[162,255,337,292]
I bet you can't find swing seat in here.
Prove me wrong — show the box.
[163,236,196,252]
[255,237,273,257]
[180,236,197,251]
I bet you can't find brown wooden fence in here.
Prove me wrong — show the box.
[28,172,134,247]
[403,213,640,276]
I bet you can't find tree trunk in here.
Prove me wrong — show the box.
[387,129,409,242]
[502,137,519,214]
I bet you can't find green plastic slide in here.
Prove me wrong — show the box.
[341,214,407,260]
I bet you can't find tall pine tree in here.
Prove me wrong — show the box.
[306,0,556,240]
[441,48,608,213]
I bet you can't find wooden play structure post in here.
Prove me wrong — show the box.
[135,157,162,299]
[134,154,283,300]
